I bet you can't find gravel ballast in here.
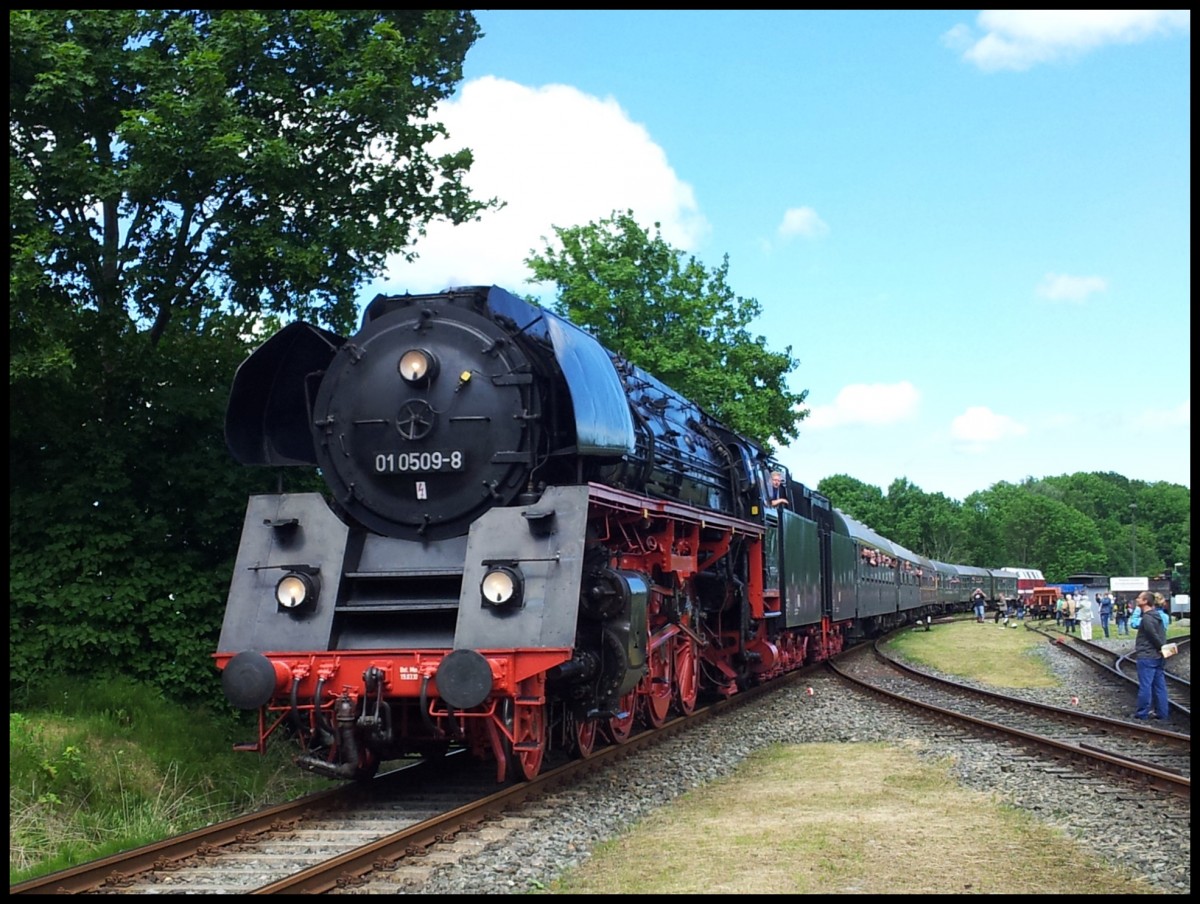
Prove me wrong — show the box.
[408,630,1190,895]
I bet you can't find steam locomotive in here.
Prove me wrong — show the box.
[214,285,1012,782]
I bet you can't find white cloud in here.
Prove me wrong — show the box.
[950,406,1028,448]
[1132,399,1190,429]
[367,76,709,298]
[804,382,920,430]
[944,10,1190,72]
[777,206,829,240]
[1036,272,1107,303]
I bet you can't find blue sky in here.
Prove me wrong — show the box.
[359,10,1191,502]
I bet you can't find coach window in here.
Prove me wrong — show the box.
[861,547,879,581]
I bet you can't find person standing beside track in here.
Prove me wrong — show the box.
[1098,592,1113,638]
[971,588,986,623]
[1076,592,1094,640]
[1065,593,1078,634]
[1132,591,1170,721]
[1114,595,1131,635]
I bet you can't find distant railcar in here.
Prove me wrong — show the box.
[1002,567,1046,601]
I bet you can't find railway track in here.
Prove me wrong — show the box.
[1025,624,1191,719]
[11,672,803,895]
[830,638,1190,798]
[15,627,1188,894]
[10,757,501,895]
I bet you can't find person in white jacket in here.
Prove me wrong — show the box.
[1076,593,1094,640]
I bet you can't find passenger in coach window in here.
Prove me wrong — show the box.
[769,471,789,508]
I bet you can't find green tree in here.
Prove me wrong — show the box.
[1034,473,1189,577]
[10,9,492,702]
[10,9,489,349]
[921,502,970,564]
[958,494,999,567]
[974,482,1045,569]
[888,479,969,564]
[1134,481,1190,578]
[525,209,807,451]
[819,475,969,564]
[1036,472,1132,524]
[1037,509,1109,581]
[815,470,1177,581]
[968,481,1108,581]
[8,311,297,702]
[881,478,924,551]
[817,475,889,535]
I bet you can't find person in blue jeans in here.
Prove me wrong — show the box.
[1098,592,1113,638]
[1114,596,1131,635]
[1132,591,1170,721]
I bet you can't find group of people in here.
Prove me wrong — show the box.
[1054,590,1138,638]
[933,574,1174,721]
[1070,590,1173,722]
[1092,591,1137,637]
[975,582,1171,722]
[1051,589,1173,721]
[1054,592,1086,635]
